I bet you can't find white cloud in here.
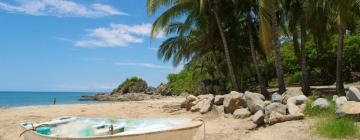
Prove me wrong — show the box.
[0,0,127,17]
[75,23,164,48]
[114,62,172,69]
[56,82,116,92]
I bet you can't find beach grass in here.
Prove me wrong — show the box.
[315,117,359,138]
[304,95,360,138]
[303,95,336,117]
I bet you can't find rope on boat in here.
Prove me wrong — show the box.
[19,124,49,137]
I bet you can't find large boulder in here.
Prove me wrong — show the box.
[337,101,360,120]
[233,108,251,119]
[245,91,265,113]
[200,94,215,114]
[271,93,283,103]
[346,87,360,102]
[265,103,287,118]
[287,95,308,115]
[282,88,304,103]
[111,77,148,95]
[251,110,265,125]
[154,83,172,96]
[214,95,225,105]
[223,91,246,114]
[311,98,330,110]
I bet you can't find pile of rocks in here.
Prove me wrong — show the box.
[181,89,308,127]
[334,87,360,120]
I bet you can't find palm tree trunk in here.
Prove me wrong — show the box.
[271,2,286,94]
[336,18,345,94]
[211,0,239,91]
[300,25,310,95]
[248,20,269,97]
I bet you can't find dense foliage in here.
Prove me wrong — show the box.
[147,0,360,95]
[119,77,144,89]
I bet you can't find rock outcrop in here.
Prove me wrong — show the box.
[154,83,172,96]
[111,78,148,95]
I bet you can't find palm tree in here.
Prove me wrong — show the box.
[331,0,360,94]
[208,0,239,91]
[283,0,311,94]
[259,0,286,94]
[147,0,240,91]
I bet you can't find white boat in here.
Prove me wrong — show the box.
[20,116,203,140]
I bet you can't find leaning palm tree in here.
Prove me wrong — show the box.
[147,0,240,91]
[207,0,239,91]
[259,0,286,94]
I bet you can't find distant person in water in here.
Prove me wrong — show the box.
[53,97,56,105]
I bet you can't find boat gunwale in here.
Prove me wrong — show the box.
[20,120,203,139]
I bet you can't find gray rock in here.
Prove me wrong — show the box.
[311,98,330,109]
[223,91,246,114]
[200,94,215,114]
[282,88,304,103]
[233,108,251,119]
[245,91,265,113]
[214,95,225,105]
[346,87,360,102]
[251,110,265,125]
[271,93,283,103]
[265,103,287,118]
[333,95,339,101]
[287,95,308,115]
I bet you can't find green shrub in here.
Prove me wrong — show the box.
[120,77,143,88]
[315,117,359,138]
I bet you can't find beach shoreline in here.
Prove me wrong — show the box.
[0,97,325,140]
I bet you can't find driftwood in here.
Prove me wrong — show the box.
[266,112,304,125]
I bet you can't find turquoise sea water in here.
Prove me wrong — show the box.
[0,91,96,108]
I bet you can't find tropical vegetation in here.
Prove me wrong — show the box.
[147,0,360,96]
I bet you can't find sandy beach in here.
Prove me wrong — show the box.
[0,97,326,140]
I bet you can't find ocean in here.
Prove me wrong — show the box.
[0,91,97,108]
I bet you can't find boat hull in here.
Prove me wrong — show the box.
[21,121,202,140]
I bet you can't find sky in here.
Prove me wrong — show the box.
[0,0,182,92]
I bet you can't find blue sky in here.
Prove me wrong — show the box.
[0,0,181,92]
